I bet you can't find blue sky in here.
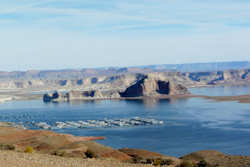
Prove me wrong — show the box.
[0,0,250,71]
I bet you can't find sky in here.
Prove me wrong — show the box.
[0,0,250,71]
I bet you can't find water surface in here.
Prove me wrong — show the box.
[0,87,249,157]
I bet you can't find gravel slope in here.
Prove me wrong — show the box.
[0,150,152,167]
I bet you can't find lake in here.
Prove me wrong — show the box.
[0,86,249,157]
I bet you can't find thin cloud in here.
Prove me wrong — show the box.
[0,0,249,70]
[1,0,250,34]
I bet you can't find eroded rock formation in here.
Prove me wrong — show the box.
[43,74,189,102]
[43,92,67,102]
[0,68,250,91]
[119,75,189,97]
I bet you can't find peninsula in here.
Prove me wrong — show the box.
[0,123,250,167]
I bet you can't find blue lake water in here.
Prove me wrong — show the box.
[0,86,250,157]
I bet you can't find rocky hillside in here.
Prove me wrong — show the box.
[0,62,249,81]
[0,69,249,91]
[0,124,250,167]
[0,124,181,166]
[142,61,250,72]
[0,125,130,161]
[181,150,250,167]
[187,69,250,85]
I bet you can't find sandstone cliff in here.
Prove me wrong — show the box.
[120,75,189,97]
[43,74,189,102]
[0,69,249,91]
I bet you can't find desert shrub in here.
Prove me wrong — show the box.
[85,149,97,158]
[143,158,175,166]
[197,160,209,167]
[180,160,194,167]
[52,150,66,157]
[153,158,175,166]
[161,159,175,165]
[0,144,15,150]
[24,146,34,153]
[153,159,162,166]
[146,158,154,164]
[132,155,143,163]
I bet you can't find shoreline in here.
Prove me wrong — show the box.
[198,94,250,103]
[0,91,250,104]
[0,124,250,167]
[0,82,249,104]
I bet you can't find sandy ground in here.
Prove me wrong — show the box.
[0,150,153,167]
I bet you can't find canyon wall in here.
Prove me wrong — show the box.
[0,69,249,90]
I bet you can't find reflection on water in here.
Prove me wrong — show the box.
[124,98,188,108]
[125,99,171,108]
[44,99,107,107]
[67,99,103,106]
[45,98,175,109]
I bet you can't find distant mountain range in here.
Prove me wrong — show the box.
[0,61,249,80]
[139,61,250,72]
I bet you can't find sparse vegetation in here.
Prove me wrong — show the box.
[0,150,155,167]
[0,126,250,167]
[131,157,175,166]
[180,160,195,167]
[24,146,34,153]
[85,149,97,158]
[197,160,213,167]
[131,155,143,163]
[152,158,175,166]
[0,144,15,150]
[152,159,162,166]
[52,150,67,157]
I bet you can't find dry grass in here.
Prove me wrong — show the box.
[181,150,250,167]
[0,150,153,167]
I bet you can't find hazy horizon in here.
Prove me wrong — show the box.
[0,60,249,72]
[1,0,250,71]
